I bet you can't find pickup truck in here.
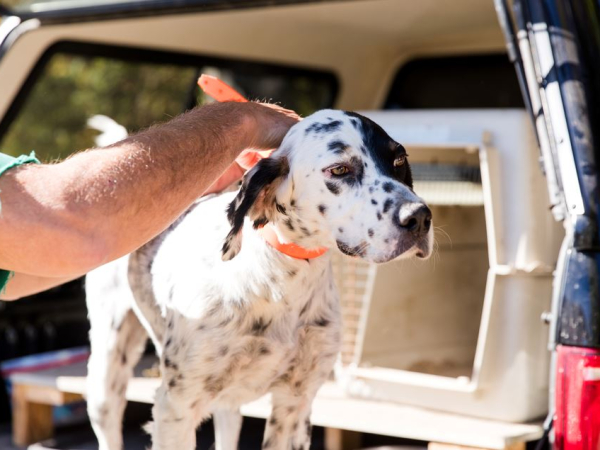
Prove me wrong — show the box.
[0,1,597,450]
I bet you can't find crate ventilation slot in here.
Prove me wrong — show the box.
[411,163,483,206]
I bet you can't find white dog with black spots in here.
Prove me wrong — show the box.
[85,109,433,450]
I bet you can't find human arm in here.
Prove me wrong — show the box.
[0,273,79,301]
[0,101,298,280]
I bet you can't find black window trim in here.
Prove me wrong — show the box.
[2,0,355,24]
[0,39,339,142]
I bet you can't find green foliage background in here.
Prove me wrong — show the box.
[1,55,197,162]
[1,0,22,7]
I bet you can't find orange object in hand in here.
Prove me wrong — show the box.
[198,74,248,103]
[198,74,272,168]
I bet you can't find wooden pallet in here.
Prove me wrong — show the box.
[10,357,543,449]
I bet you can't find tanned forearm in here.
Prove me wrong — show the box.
[0,273,79,301]
[0,102,296,278]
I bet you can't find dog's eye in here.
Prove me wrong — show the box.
[394,155,407,167]
[330,165,350,176]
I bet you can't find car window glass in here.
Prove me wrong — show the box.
[0,42,337,162]
[385,54,524,109]
[1,54,197,161]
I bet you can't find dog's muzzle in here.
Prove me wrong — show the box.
[393,202,433,259]
[398,202,432,236]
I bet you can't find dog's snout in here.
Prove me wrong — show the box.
[398,203,432,234]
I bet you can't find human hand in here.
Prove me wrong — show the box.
[203,102,300,196]
[247,101,301,150]
[197,75,300,151]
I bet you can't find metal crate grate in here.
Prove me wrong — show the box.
[412,163,483,206]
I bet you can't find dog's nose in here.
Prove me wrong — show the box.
[398,203,432,234]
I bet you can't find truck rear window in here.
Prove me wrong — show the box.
[384,54,524,110]
[0,41,337,162]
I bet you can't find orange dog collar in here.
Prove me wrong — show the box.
[258,225,328,260]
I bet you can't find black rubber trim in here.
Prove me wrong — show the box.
[7,0,356,25]
[0,5,12,16]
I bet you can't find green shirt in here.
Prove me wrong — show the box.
[0,151,40,293]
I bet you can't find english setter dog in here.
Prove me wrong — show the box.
[85,109,433,450]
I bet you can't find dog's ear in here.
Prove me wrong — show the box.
[222,157,289,260]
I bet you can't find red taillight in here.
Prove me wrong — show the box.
[554,345,600,450]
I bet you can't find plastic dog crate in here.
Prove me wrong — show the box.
[332,110,563,422]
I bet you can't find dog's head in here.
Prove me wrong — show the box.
[222,109,433,263]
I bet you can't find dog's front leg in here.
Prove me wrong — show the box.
[262,392,315,450]
[149,382,202,450]
[262,305,341,450]
[213,409,243,450]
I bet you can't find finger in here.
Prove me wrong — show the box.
[236,150,271,170]
[256,102,302,122]
[248,103,301,150]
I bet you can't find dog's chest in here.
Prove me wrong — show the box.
[134,192,340,408]
[162,272,338,409]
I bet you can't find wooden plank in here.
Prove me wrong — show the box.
[238,384,542,450]
[22,384,83,406]
[11,385,54,447]
[12,358,543,449]
[325,428,361,450]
